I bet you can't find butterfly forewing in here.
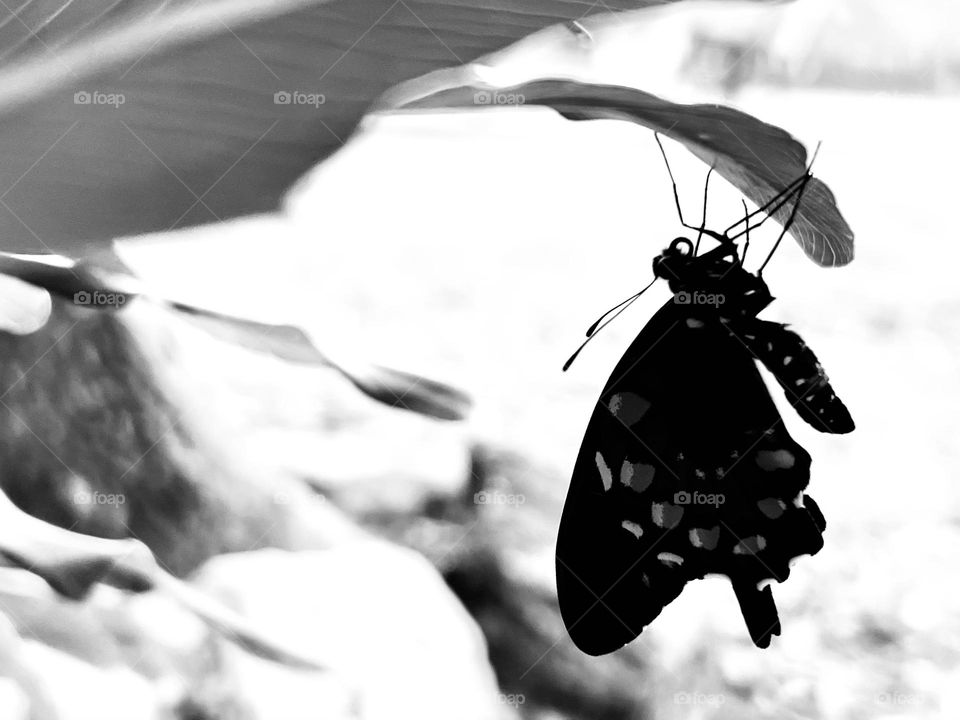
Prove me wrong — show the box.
[557,300,828,653]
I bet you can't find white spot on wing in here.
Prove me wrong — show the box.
[733,536,767,555]
[651,502,683,528]
[755,449,796,471]
[620,460,654,493]
[606,392,651,426]
[783,356,793,365]
[689,526,719,550]
[621,520,643,538]
[595,451,613,491]
[686,318,704,329]
[658,552,684,567]
[757,497,787,519]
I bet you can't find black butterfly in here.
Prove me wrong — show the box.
[556,137,853,652]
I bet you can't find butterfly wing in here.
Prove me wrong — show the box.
[556,300,826,653]
[727,319,854,434]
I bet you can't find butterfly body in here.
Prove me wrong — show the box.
[557,238,852,652]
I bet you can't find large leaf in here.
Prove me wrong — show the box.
[399,79,855,266]
[0,0,676,255]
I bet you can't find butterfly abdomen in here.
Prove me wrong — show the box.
[733,320,854,434]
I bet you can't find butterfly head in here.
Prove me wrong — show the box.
[651,237,696,281]
[653,238,773,318]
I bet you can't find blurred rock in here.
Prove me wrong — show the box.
[0,590,170,720]
[443,547,650,720]
[0,610,58,720]
[260,415,471,518]
[19,642,164,720]
[193,542,508,720]
[0,274,51,335]
[0,678,30,720]
[597,0,960,95]
[380,443,653,720]
[0,298,360,581]
[0,568,259,720]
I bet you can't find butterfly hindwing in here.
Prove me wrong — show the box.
[728,319,854,434]
[557,299,827,653]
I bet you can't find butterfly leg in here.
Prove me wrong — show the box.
[656,133,698,232]
[654,133,729,247]
[740,199,750,264]
[694,166,715,256]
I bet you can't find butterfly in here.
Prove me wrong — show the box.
[556,136,854,652]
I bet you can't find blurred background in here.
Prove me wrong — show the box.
[1,0,958,718]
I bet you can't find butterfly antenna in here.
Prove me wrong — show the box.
[757,142,822,276]
[584,278,657,337]
[694,166,715,256]
[740,199,750,263]
[563,277,658,371]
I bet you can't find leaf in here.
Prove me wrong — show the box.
[340,364,473,422]
[151,570,328,671]
[0,0,675,254]
[170,303,474,421]
[0,251,472,420]
[399,79,855,267]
